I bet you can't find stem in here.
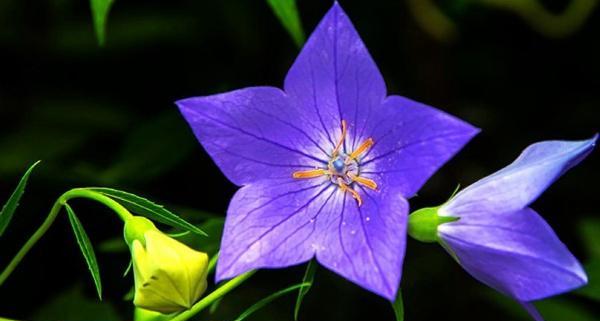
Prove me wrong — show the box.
[207,251,219,275]
[0,188,133,287]
[170,271,256,321]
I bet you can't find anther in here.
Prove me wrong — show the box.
[332,120,347,157]
[348,173,378,190]
[348,137,374,162]
[338,177,363,206]
[293,169,329,179]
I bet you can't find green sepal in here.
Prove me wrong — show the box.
[391,289,404,321]
[407,206,458,243]
[123,216,157,246]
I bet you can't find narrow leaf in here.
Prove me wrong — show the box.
[65,203,102,300]
[90,0,115,46]
[88,187,207,236]
[209,297,223,314]
[392,289,404,321]
[0,160,41,237]
[234,282,311,321]
[266,0,305,47]
[294,260,317,320]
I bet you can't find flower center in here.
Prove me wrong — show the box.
[292,120,377,206]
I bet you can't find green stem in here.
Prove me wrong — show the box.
[170,271,256,321]
[207,251,219,275]
[0,188,133,286]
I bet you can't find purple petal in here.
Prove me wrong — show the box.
[216,178,334,280]
[439,207,587,301]
[442,135,597,217]
[284,3,386,149]
[177,87,329,185]
[359,96,479,197]
[316,186,408,300]
[216,177,408,301]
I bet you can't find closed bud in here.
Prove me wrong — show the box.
[124,216,209,314]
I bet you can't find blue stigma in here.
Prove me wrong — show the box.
[332,158,345,173]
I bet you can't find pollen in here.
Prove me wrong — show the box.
[292,120,377,206]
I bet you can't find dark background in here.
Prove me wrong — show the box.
[0,0,598,320]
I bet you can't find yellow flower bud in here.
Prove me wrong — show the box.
[125,216,209,314]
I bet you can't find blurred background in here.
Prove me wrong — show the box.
[0,0,598,320]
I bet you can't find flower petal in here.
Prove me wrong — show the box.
[177,87,329,186]
[438,207,587,301]
[216,178,335,280]
[316,186,408,300]
[215,177,408,301]
[284,3,386,149]
[359,95,479,197]
[442,135,597,217]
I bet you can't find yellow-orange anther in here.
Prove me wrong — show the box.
[332,120,347,157]
[348,138,374,161]
[348,173,378,190]
[292,168,329,179]
[338,178,363,206]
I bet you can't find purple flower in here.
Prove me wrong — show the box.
[177,3,477,300]
[436,136,596,318]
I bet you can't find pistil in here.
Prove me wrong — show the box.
[292,120,377,206]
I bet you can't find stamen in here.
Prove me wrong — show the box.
[332,120,347,157]
[293,169,329,179]
[348,173,378,190]
[338,178,363,206]
[348,137,374,161]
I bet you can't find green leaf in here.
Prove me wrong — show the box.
[579,217,600,258]
[391,289,404,321]
[88,187,207,236]
[181,218,224,255]
[234,282,311,321]
[266,0,305,47]
[209,297,223,314]
[0,160,40,237]
[65,203,102,300]
[294,260,317,320]
[90,0,115,46]
[99,217,223,254]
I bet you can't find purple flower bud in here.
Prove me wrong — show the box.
[436,135,596,319]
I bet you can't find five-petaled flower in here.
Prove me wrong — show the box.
[177,3,478,300]
[409,135,596,320]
